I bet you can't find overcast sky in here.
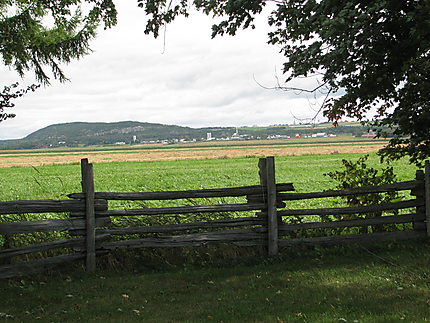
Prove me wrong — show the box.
[0,1,330,140]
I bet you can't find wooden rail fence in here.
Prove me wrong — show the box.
[0,157,429,279]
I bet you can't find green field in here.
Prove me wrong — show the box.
[0,152,418,231]
[1,153,429,322]
[0,152,420,240]
[0,152,416,201]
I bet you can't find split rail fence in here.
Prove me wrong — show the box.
[0,157,429,279]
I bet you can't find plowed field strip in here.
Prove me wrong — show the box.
[0,144,385,167]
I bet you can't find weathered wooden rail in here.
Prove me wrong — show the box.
[0,157,429,279]
[0,199,107,215]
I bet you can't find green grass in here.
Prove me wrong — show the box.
[0,153,419,245]
[0,153,418,231]
[0,240,429,322]
[0,153,429,321]
[0,153,417,201]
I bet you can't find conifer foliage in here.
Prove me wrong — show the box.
[0,0,118,121]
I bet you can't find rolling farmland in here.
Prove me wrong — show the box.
[0,137,387,167]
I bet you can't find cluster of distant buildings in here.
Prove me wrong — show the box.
[108,129,376,146]
[267,133,337,140]
[207,130,338,142]
[114,138,197,145]
[206,128,253,141]
[112,130,343,146]
[57,128,376,147]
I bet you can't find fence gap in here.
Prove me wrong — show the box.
[81,158,96,272]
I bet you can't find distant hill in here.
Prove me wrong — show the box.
[24,121,219,143]
[0,121,375,150]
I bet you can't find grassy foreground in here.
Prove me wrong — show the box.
[1,153,429,322]
[1,240,429,322]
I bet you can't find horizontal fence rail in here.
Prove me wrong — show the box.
[94,203,267,217]
[0,199,107,215]
[278,231,426,247]
[278,214,424,234]
[0,217,111,234]
[278,180,422,201]
[1,157,429,279]
[68,183,295,200]
[97,216,264,235]
[0,234,110,260]
[274,199,422,217]
[101,227,266,250]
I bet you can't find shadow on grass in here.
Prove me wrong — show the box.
[0,240,429,322]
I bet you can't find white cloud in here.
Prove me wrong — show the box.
[0,1,330,140]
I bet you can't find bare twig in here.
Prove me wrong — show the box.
[253,68,333,124]
[253,73,329,95]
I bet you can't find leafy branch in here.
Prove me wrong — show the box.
[0,83,39,122]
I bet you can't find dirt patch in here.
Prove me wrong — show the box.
[0,144,385,168]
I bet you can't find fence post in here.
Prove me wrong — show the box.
[266,157,278,256]
[258,157,267,187]
[81,158,96,272]
[412,169,426,232]
[425,161,430,237]
[259,157,278,256]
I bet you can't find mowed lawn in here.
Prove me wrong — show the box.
[1,152,429,322]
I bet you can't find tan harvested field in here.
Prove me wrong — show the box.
[0,141,386,167]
